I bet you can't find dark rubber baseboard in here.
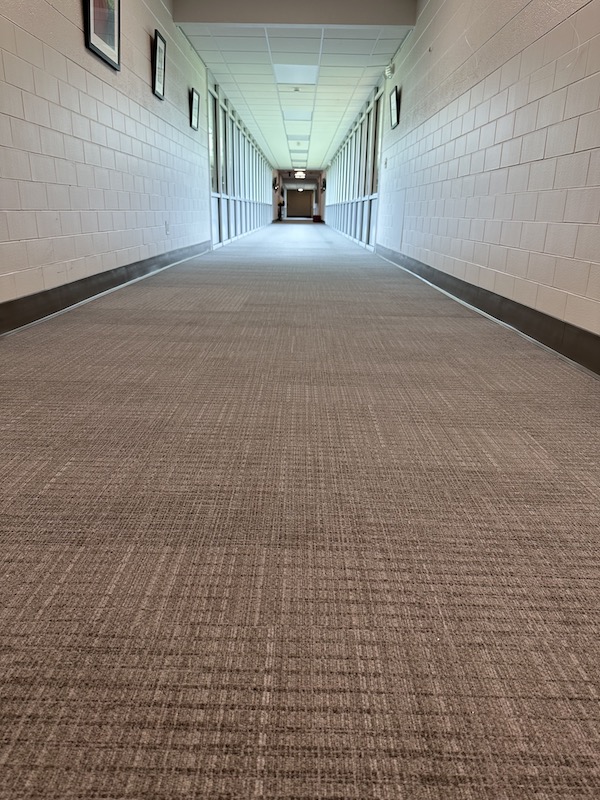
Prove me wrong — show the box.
[0,241,211,335]
[377,245,600,377]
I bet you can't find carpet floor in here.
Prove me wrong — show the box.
[1,224,599,799]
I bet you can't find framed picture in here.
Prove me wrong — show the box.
[389,86,400,129]
[83,0,120,70]
[152,30,166,99]
[190,89,200,130]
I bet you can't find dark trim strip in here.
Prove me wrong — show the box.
[377,245,600,377]
[0,241,211,335]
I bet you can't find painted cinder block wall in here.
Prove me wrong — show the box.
[377,0,600,336]
[0,0,210,304]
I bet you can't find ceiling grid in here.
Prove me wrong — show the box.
[178,23,413,169]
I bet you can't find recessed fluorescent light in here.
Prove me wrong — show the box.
[273,64,319,84]
[283,110,313,122]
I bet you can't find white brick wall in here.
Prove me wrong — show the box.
[378,0,600,336]
[0,0,210,303]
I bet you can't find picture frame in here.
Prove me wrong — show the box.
[190,88,200,130]
[152,30,166,99]
[389,86,400,129]
[83,0,120,71]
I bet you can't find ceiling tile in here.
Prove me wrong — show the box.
[323,27,381,39]
[267,37,321,53]
[285,122,312,135]
[267,27,324,38]
[278,85,315,94]
[280,91,316,102]
[187,36,221,51]
[377,26,413,40]
[320,54,371,67]
[228,64,272,75]
[269,53,320,66]
[206,26,267,37]
[239,92,279,99]
[319,66,365,77]
[202,52,226,64]
[372,39,401,55]
[180,23,212,36]
[368,55,390,66]
[322,39,376,55]
[225,52,271,64]
[363,66,388,77]
[235,74,275,84]
[214,37,268,52]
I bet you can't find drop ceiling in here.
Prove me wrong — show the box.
[178,23,413,170]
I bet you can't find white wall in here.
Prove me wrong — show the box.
[0,0,210,304]
[377,0,600,336]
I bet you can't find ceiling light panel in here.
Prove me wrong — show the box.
[283,110,313,121]
[273,65,319,84]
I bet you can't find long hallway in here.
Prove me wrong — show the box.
[1,224,600,798]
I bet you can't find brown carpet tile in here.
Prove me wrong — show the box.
[1,223,599,799]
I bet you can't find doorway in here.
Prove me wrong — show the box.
[286,189,314,218]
